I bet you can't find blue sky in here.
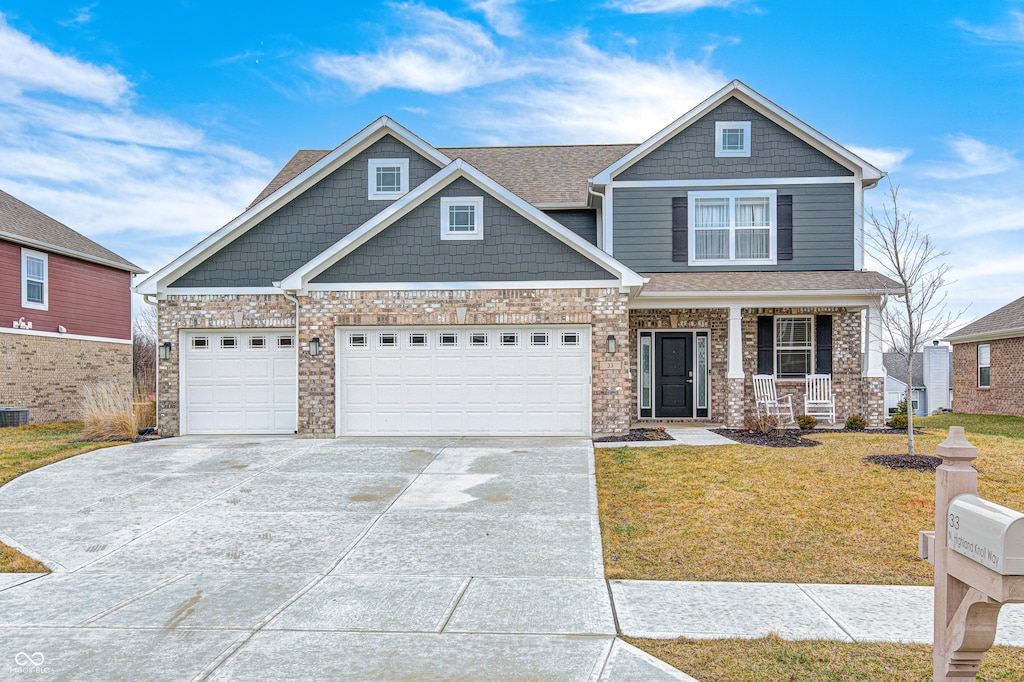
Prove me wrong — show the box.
[0,1,1022,322]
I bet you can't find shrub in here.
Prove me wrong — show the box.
[845,414,867,431]
[744,413,784,434]
[796,415,818,430]
[81,383,137,441]
[894,398,908,415]
[887,413,909,430]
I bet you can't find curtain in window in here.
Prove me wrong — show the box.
[735,230,770,259]
[735,198,769,226]
[695,198,729,259]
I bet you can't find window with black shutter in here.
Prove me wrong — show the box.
[777,195,793,261]
[757,316,774,375]
[671,197,687,262]
[815,315,833,374]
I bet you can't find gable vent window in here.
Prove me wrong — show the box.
[715,121,751,157]
[440,197,484,240]
[21,249,47,310]
[368,158,409,200]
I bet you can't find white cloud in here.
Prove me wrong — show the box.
[0,15,273,271]
[469,0,522,37]
[845,145,911,172]
[923,134,1017,180]
[313,4,526,94]
[609,0,740,14]
[467,35,726,143]
[61,3,98,27]
[956,10,1024,43]
[0,13,128,106]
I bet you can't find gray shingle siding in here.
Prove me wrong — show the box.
[615,98,854,181]
[313,177,616,283]
[543,209,598,245]
[612,183,855,272]
[170,135,443,287]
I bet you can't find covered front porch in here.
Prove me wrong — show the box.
[627,272,899,428]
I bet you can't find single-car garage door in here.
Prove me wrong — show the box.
[181,330,297,435]
[336,326,591,436]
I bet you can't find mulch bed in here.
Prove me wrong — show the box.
[863,454,943,471]
[594,428,674,443]
[711,428,818,448]
[803,427,922,435]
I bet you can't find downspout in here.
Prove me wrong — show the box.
[588,183,606,252]
[141,292,160,432]
[275,282,301,436]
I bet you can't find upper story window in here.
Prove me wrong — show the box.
[688,190,776,265]
[367,158,409,200]
[715,121,751,157]
[21,248,48,310]
[440,196,484,240]
[978,343,991,388]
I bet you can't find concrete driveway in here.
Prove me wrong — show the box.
[0,436,690,681]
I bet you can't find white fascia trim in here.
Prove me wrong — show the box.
[945,327,1024,344]
[592,80,883,185]
[161,287,285,298]
[136,116,450,296]
[1,231,144,274]
[283,160,644,290]
[609,176,858,188]
[0,326,132,345]
[305,280,621,292]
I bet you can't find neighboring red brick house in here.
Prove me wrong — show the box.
[0,189,143,422]
[946,295,1024,418]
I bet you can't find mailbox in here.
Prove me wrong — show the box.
[947,494,1024,575]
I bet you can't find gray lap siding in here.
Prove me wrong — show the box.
[611,183,855,272]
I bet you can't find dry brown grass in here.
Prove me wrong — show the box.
[81,383,138,441]
[596,427,1024,585]
[627,635,1024,682]
[0,421,128,572]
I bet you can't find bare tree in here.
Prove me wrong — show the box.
[133,303,158,402]
[865,182,962,456]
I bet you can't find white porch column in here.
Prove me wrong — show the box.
[727,305,744,379]
[864,303,885,377]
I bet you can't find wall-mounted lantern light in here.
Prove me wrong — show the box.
[606,334,616,354]
[309,337,321,357]
[158,342,172,361]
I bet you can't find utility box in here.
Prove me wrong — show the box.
[0,408,29,428]
[947,494,1024,576]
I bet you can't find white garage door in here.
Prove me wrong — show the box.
[336,326,591,436]
[181,330,297,435]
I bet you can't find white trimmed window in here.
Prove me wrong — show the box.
[367,158,409,200]
[978,344,991,388]
[21,248,48,310]
[689,190,776,265]
[775,316,813,380]
[440,196,483,240]
[715,121,751,157]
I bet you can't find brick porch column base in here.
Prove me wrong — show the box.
[862,376,885,427]
[725,377,746,428]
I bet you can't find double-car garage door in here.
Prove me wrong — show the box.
[181,325,591,436]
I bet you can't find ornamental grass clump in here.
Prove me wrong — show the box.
[81,383,137,441]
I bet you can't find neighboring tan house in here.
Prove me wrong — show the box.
[0,189,143,422]
[137,80,899,437]
[946,295,1024,418]
[883,343,952,418]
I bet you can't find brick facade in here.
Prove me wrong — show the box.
[0,331,132,423]
[628,306,885,428]
[952,337,1024,418]
[157,288,631,438]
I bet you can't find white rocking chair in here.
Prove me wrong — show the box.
[804,374,836,424]
[753,374,795,426]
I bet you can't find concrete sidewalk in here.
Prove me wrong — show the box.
[611,580,1024,645]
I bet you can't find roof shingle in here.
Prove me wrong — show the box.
[0,189,142,272]
[947,295,1024,340]
[640,271,902,294]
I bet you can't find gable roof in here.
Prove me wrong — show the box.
[640,271,902,295]
[281,159,643,291]
[592,80,885,186]
[249,144,638,210]
[946,295,1024,343]
[883,352,924,388]
[0,188,142,273]
[137,116,451,295]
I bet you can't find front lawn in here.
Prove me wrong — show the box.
[596,424,1024,585]
[628,635,1024,682]
[0,422,129,572]
[918,412,1024,440]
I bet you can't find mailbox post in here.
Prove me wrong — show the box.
[920,427,1024,681]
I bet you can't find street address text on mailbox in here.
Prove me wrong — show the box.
[947,494,1024,576]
